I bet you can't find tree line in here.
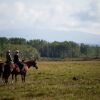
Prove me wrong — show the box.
[0,37,100,60]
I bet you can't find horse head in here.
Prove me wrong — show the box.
[25,59,38,69]
[31,59,38,69]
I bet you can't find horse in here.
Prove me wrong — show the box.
[0,61,15,83]
[11,60,38,82]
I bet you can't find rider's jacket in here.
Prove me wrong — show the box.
[13,54,20,63]
[13,54,23,69]
[6,52,12,63]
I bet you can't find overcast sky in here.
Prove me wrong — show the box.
[0,0,100,43]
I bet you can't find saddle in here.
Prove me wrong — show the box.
[14,63,27,73]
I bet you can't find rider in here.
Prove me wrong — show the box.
[13,50,23,70]
[6,50,12,64]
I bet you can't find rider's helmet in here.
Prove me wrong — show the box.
[7,50,11,53]
[16,50,19,54]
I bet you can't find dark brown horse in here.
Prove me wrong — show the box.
[0,62,15,83]
[0,62,4,78]
[11,60,38,82]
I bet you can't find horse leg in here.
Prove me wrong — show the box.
[0,72,3,83]
[3,73,8,84]
[15,74,17,82]
[11,74,14,83]
[0,72,2,83]
[5,78,8,84]
[21,75,24,82]
[2,72,5,83]
[5,72,10,84]
[0,72,1,78]
[23,73,26,82]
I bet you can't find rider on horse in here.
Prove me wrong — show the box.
[13,50,24,70]
[2,50,13,73]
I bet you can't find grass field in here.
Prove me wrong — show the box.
[0,61,100,100]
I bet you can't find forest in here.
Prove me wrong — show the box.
[0,37,100,60]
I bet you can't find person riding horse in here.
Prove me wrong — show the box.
[2,50,14,83]
[13,50,24,70]
[3,50,13,69]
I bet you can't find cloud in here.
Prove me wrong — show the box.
[0,0,99,35]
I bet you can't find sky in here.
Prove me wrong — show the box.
[0,0,100,44]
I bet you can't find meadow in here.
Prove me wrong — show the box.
[0,61,100,100]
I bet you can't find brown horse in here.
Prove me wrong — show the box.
[11,60,38,82]
[0,62,15,83]
[0,62,4,78]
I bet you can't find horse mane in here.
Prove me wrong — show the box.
[23,60,35,68]
[24,60,34,63]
